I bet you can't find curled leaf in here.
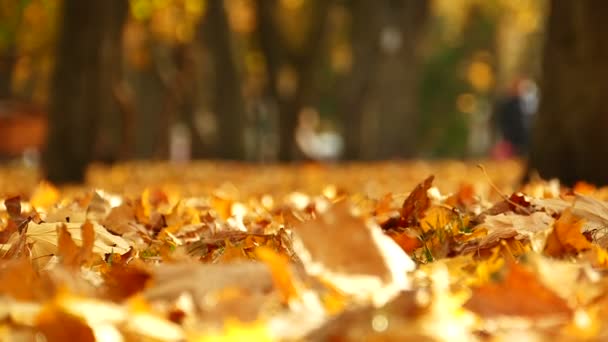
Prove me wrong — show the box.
[400,175,434,228]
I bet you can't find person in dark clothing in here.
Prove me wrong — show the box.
[494,78,536,157]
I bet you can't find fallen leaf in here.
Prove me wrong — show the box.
[292,202,415,306]
[545,209,593,257]
[573,181,596,195]
[57,221,95,268]
[400,175,434,227]
[5,196,22,221]
[102,202,137,235]
[27,221,130,257]
[30,181,60,209]
[464,212,554,253]
[418,205,458,232]
[36,304,95,342]
[255,247,299,304]
[386,229,421,254]
[0,257,54,300]
[102,263,151,301]
[464,262,572,319]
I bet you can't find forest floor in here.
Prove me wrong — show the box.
[1,160,608,341]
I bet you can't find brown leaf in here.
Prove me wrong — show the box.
[102,202,137,235]
[292,202,414,305]
[293,203,391,279]
[5,196,21,220]
[400,175,434,228]
[102,262,151,301]
[464,262,572,319]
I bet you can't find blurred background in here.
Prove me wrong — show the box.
[0,0,604,185]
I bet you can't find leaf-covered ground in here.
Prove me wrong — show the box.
[3,160,608,341]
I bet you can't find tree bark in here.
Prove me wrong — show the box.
[527,0,608,186]
[201,0,245,160]
[43,0,127,184]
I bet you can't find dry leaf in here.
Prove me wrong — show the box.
[255,247,299,304]
[102,263,151,301]
[36,304,96,342]
[292,203,415,306]
[467,212,554,252]
[30,181,60,209]
[0,257,54,300]
[418,205,458,232]
[400,175,434,227]
[102,202,137,235]
[27,221,129,256]
[545,209,593,257]
[464,262,572,319]
[57,221,95,268]
[386,229,421,253]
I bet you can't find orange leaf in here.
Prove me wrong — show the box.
[465,262,572,318]
[57,221,96,268]
[57,224,80,268]
[255,247,299,304]
[30,181,60,209]
[401,175,434,227]
[37,304,95,342]
[81,221,95,257]
[544,209,593,257]
[387,230,421,253]
[573,181,596,195]
[0,257,54,300]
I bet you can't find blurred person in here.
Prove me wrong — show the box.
[492,77,537,158]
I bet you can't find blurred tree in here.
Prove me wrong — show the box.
[528,1,608,185]
[339,0,428,160]
[338,0,383,160]
[419,4,496,158]
[44,0,127,183]
[255,0,330,161]
[201,0,245,159]
[0,0,28,99]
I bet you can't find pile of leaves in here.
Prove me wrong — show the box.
[2,161,608,341]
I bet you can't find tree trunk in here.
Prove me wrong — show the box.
[340,0,427,160]
[201,0,245,160]
[527,0,608,186]
[43,0,127,184]
[0,50,16,99]
[367,0,428,160]
[255,0,330,162]
[339,0,384,160]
